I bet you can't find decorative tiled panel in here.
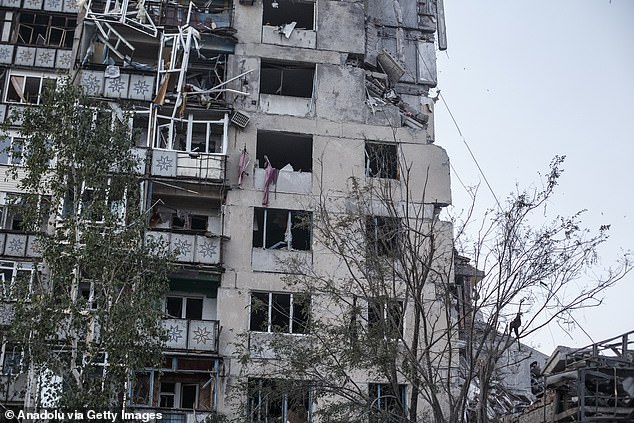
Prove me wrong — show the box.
[128,74,154,101]
[7,106,25,125]
[4,234,27,256]
[196,235,220,264]
[80,70,104,96]
[103,74,130,98]
[14,47,36,66]
[0,304,14,326]
[26,236,41,257]
[188,320,217,350]
[56,50,73,69]
[23,0,43,8]
[35,48,56,68]
[164,319,188,349]
[43,0,63,11]
[0,45,13,64]
[1,0,20,7]
[171,233,194,262]
[63,0,78,12]
[151,150,177,177]
[145,231,221,265]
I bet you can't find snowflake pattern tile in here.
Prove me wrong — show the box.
[7,238,24,255]
[133,79,150,96]
[37,50,54,67]
[167,325,183,343]
[17,49,34,65]
[107,78,126,94]
[0,46,11,63]
[173,238,192,255]
[82,74,101,95]
[199,241,217,258]
[193,326,212,345]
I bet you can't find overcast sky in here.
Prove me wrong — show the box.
[435,0,634,354]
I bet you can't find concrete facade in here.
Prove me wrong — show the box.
[0,0,453,420]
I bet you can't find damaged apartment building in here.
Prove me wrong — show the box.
[0,0,452,420]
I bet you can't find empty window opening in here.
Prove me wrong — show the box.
[253,208,311,251]
[369,383,407,422]
[256,131,312,172]
[131,113,150,147]
[263,0,315,30]
[1,344,22,375]
[365,142,399,180]
[6,74,56,105]
[159,382,176,408]
[16,13,76,48]
[166,296,203,320]
[366,216,401,257]
[250,292,309,334]
[249,379,312,423]
[180,384,198,409]
[260,61,315,98]
[368,299,404,338]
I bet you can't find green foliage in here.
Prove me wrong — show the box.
[4,81,171,410]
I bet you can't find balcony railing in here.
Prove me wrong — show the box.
[145,230,221,265]
[163,318,219,353]
[150,150,226,181]
[0,230,41,258]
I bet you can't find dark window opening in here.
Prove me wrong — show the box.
[253,208,312,251]
[262,0,315,30]
[2,345,22,375]
[365,142,399,180]
[190,215,208,231]
[7,75,56,104]
[16,13,76,48]
[159,382,176,408]
[250,292,310,334]
[248,379,311,423]
[181,384,197,409]
[166,296,203,320]
[368,299,404,338]
[369,383,407,422]
[257,131,312,172]
[260,61,315,98]
[366,216,401,257]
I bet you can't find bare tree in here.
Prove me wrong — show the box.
[234,154,631,423]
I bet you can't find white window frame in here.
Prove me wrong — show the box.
[0,261,35,301]
[4,72,57,105]
[254,208,312,251]
[1,342,23,375]
[249,291,309,334]
[153,113,229,155]
[367,299,405,339]
[165,295,204,320]
[0,134,25,166]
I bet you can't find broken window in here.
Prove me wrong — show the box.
[166,296,203,320]
[248,378,312,423]
[369,383,407,422]
[159,382,176,408]
[263,0,315,30]
[77,179,127,224]
[368,299,404,339]
[0,261,34,301]
[181,384,198,409]
[252,208,311,251]
[130,112,150,148]
[366,216,401,257]
[1,344,22,375]
[0,193,50,232]
[6,73,56,104]
[250,292,309,334]
[260,61,315,98]
[15,13,76,48]
[256,131,312,172]
[365,142,398,180]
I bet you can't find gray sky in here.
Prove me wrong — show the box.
[435,0,634,353]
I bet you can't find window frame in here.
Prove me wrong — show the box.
[154,113,228,154]
[1,343,22,375]
[5,72,57,105]
[369,382,408,422]
[0,134,26,166]
[165,295,204,320]
[0,261,35,301]
[248,378,312,423]
[253,208,312,251]
[259,60,316,99]
[249,291,310,334]
[366,215,401,258]
[365,142,399,180]
[367,298,405,339]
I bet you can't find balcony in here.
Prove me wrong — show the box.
[145,230,221,265]
[150,150,226,182]
[0,231,41,258]
[163,318,219,353]
[0,45,73,70]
